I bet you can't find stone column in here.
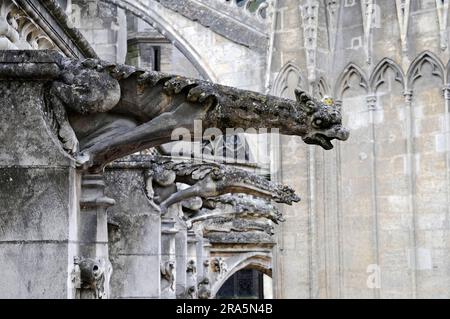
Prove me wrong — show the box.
[186,230,198,299]
[0,53,78,298]
[161,217,177,299]
[196,236,205,281]
[175,226,188,298]
[76,173,114,299]
[404,89,418,298]
[103,162,162,299]
[197,238,212,299]
[366,95,380,299]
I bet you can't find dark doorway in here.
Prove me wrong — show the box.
[216,269,267,299]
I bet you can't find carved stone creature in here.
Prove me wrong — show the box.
[202,217,274,235]
[197,277,211,299]
[212,257,227,277]
[186,259,197,274]
[40,51,348,172]
[186,286,196,299]
[73,256,112,299]
[145,156,300,214]
[187,194,285,227]
[188,194,279,243]
[160,260,175,291]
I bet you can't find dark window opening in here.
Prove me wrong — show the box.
[216,269,265,299]
[153,46,161,72]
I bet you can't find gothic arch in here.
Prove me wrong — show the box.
[211,252,272,297]
[101,0,217,81]
[334,63,369,99]
[369,58,405,93]
[271,62,305,98]
[406,51,445,89]
[316,77,330,99]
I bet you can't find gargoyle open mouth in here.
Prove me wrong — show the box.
[303,133,335,150]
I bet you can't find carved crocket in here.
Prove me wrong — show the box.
[43,52,349,172]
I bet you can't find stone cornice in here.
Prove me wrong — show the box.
[0,50,61,79]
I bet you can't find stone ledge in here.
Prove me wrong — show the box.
[0,50,62,79]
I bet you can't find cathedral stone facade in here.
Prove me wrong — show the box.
[1,0,450,299]
[271,0,450,299]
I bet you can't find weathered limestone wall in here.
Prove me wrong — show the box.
[270,0,450,299]
[0,54,78,298]
[268,0,312,299]
[71,0,127,63]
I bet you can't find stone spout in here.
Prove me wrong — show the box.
[0,50,349,172]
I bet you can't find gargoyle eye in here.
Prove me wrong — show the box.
[313,118,327,128]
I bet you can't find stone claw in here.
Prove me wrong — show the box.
[59,124,79,155]
[74,152,91,169]
[149,200,162,214]
[159,203,168,215]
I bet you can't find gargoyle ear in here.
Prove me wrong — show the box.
[294,89,310,103]
[294,89,317,114]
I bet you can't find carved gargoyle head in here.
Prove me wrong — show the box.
[295,89,350,150]
[186,259,197,273]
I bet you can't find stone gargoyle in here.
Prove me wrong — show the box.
[145,156,300,214]
[39,51,349,172]
[184,193,283,243]
[185,193,284,228]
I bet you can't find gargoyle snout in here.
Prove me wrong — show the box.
[335,125,350,141]
[302,124,350,150]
